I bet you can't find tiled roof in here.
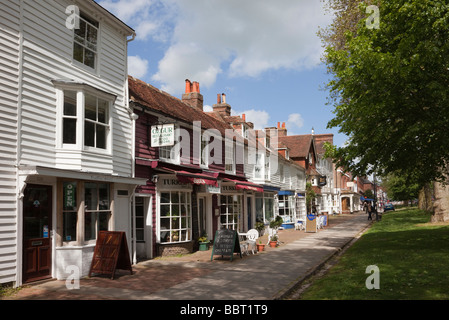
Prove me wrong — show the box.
[278,135,314,158]
[314,134,334,156]
[128,76,234,136]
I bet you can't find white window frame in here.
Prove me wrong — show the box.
[158,191,192,244]
[55,84,114,155]
[225,141,235,173]
[72,11,100,72]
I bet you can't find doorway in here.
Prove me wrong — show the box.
[247,195,253,230]
[22,184,52,283]
[198,196,206,237]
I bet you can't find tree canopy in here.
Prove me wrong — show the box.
[321,0,449,187]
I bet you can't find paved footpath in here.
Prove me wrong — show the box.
[4,212,372,301]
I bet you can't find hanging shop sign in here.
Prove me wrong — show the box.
[151,124,175,147]
[318,176,327,187]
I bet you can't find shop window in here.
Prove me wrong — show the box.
[220,195,241,230]
[84,183,111,241]
[159,191,191,243]
[278,195,294,221]
[73,11,98,69]
[255,193,274,223]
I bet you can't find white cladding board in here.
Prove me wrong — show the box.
[0,0,20,284]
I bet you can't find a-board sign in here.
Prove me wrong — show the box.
[89,231,133,279]
[210,229,241,261]
[306,214,317,233]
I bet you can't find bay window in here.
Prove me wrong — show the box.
[55,83,113,154]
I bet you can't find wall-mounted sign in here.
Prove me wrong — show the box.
[318,176,327,187]
[151,124,175,147]
[158,176,192,191]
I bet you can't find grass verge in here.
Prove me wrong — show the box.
[297,207,449,300]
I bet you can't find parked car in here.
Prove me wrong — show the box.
[384,203,395,212]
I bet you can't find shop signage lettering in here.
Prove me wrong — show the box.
[159,178,192,191]
[151,124,174,147]
[64,182,76,209]
[221,185,237,192]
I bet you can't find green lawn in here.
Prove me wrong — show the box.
[298,208,449,300]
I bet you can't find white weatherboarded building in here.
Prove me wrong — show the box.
[0,0,145,286]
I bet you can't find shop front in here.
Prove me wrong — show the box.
[18,166,146,284]
[278,190,296,228]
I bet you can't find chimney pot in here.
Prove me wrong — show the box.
[222,93,226,104]
[242,114,246,121]
[277,122,280,129]
[192,81,200,93]
[217,94,221,104]
[282,122,285,128]
[185,79,191,93]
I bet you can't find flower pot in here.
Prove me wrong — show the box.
[256,243,265,252]
[269,241,277,248]
[199,242,209,251]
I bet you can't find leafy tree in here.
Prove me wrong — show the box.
[364,189,374,199]
[306,182,317,214]
[381,172,420,202]
[321,0,449,188]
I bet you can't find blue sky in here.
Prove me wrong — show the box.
[98,0,347,148]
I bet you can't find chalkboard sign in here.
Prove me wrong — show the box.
[89,231,133,279]
[210,229,242,261]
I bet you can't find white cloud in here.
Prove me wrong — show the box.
[128,55,149,78]
[234,109,270,130]
[100,0,332,94]
[287,113,304,131]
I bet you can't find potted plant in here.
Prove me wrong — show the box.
[198,233,209,251]
[269,234,278,248]
[256,240,265,252]
[255,221,265,236]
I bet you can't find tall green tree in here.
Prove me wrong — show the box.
[381,172,420,202]
[321,0,449,188]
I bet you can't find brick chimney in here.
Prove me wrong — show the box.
[212,93,231,117]
[182,79,204,110]
[277,121,287,137]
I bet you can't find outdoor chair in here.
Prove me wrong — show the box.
[245,229,259,254]
[295,219,305,230]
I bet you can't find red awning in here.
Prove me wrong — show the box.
[176,171,219,186]
[224,178,264,192]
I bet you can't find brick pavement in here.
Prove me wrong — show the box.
[2,213,364,300]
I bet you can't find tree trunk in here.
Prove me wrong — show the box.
[418,184,433,212]
[432,181,449,223]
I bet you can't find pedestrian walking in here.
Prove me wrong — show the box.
[367,202,372,220]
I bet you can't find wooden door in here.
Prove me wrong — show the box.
[23,185,52,283]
